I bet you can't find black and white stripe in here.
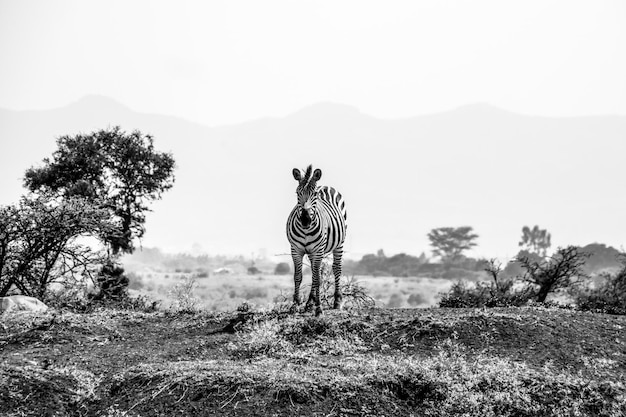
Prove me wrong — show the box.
[286,165,347,315]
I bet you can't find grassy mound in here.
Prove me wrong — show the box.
[1,306,625,416]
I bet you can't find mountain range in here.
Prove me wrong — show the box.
[1,96,625,260]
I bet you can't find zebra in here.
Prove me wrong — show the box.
[286,165,347,316]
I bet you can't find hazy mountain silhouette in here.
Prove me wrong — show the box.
[1,96,625,258]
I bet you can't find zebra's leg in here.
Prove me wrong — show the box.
[307,254,323,316]
[290,250,304,313]
[303,255,314,312]
[332,246,344,309]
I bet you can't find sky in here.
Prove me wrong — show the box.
[1,1,625,126]
[1,1,625,261]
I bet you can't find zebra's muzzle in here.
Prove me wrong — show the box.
[300,210,312,228]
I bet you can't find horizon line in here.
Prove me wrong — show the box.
[2,94,625,128]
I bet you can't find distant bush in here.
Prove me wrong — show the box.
[575,255,626,315]
[247,266,261,275]
[441,267,471,280]
[196,271,209,278]
[439,281,489,308]
[407,293,427,307]
[386,293,403,308]
[439,260,534,308]
[355,251,426,277]
[439,282,533,308]
[274,262,291,275]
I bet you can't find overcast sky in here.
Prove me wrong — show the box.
[1,1,625,125]
[1,1,625,260]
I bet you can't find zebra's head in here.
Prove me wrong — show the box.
[292,165,322,228]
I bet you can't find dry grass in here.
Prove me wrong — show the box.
[126,268,454,313]
[1,305,625,416]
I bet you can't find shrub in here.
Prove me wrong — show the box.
[575,255,626,315]
[169,276,199,312]
[44,285,94,313]
[439,281,489,308]
[109,294,160,312]
[518,246,589,302]
[386,293,403,308]
[439,260,534,308]
[316,261,375,310]
[407,293,427,307]
[274,262,291,275]
[94,261,130,300]
[274,259,374,310]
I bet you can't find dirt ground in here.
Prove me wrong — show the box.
[1,306,625,416]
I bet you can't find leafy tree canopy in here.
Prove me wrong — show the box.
[427,226,479,263]
[24,127,175,254]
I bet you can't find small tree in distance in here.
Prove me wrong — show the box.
[519,225,551,257]
[428,226,479,264]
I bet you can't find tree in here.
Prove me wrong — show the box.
[519,225,551,257]
[517,245,589,303]
[0,195,114,298]
[427,227,479,263]
[24,126,175,254]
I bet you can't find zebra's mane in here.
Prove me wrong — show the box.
[301,165,313,186]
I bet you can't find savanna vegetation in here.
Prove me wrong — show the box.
[1,126,175,302]
[2,128,626,416]
[2,304,625,416]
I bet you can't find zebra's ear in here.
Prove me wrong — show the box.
[312,169,322,181]
[292,168,302,181]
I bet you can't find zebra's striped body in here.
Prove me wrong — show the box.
[286,165,347,316]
